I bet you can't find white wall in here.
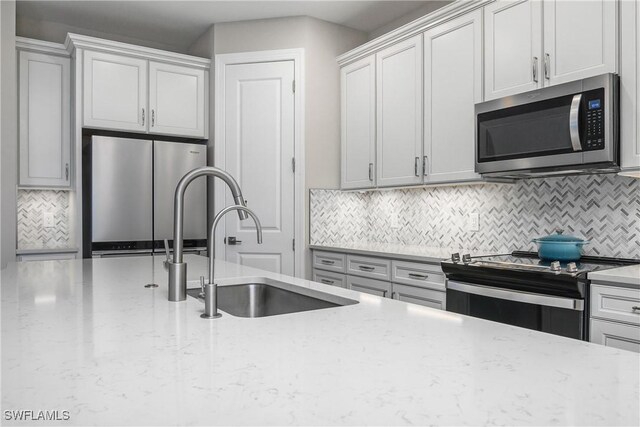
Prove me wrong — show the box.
[1,0,18,269]
[16,15,182,53]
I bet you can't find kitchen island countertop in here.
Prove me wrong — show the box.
[2,255,639,426]
[589,263,640,288]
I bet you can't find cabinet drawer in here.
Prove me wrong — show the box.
[347,275,392,298]
[313,269,347,288]
[313,251,346,273]
[591,284,640,326]
[392,283,446,310]
[347,255,391,280]
[391,260,445,291]
[590,318,640,353]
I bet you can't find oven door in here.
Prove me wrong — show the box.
[446,281,586,340]
[475,73,618,175]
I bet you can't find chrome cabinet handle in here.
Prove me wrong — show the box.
[544,53,550,80]
[224,236,242,245]
[391,292,397,299]
[358,265,375,272]
[408,273,429,280]
[422,156,428,176]
[414,157,420,177]
[532,57,538,83]
[320,279,334,285]
[320,259,335,265]
[632,306,640,312]
[65,163,69,181]
[142,108,145,126]
[151,109,155,127]
[368,163,373,181]
[569,94,583,152]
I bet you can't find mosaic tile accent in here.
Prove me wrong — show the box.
[17,190,71,249]
[310,174,640,259]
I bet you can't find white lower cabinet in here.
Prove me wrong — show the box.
[313,249,446,311]
[347,275,392,298]
[590,319,640,353]
[312,269,347,289]
[589,283,640,353]
[391,283,446,310]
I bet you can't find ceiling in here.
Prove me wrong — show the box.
[17,1,441,52]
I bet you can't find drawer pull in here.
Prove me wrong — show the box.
[358,265,375,272]
[632,306,640,313]
[408,273,428,280]
[320,260,335,265]
[320,279,334,285]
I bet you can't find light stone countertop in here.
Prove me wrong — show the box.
[589,264,640,288]
[310,242,501,263]
[1,255,639,426]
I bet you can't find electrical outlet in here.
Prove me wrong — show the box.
[43,212,55,228]
[468,212,480,232]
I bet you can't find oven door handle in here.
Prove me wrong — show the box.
[447,281,584,311]
[569,93,583,152]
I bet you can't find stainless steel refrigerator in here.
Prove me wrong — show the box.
[84,136,206,258]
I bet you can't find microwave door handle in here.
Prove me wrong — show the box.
[569,93,583,151]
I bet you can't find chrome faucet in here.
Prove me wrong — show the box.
[199,205,263,319]
[167,166,249,302]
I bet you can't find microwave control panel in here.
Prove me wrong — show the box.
[584,89,605,151]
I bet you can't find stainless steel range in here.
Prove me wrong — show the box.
[441,252,638,340]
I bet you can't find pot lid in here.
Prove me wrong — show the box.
[534,228,586,243]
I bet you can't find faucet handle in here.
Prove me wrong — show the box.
[163,239,171,263]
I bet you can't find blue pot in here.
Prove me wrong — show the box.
[532,229,589,262]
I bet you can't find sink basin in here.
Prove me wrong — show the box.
[187,282,357,318]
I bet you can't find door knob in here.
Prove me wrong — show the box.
[224,236,242,245]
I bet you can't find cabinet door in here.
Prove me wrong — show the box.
[83,51,147,132]
[391,283,446,310]
[620,0,640,171]
[376,35,423,187]
[149,62,206,138]
[484,0,543,100]
[341,56,376,189]
[543,0,617,86]
[347,275,392,298]
[19,51,71,187]
[590,318,640,353]
[424,10,483,184]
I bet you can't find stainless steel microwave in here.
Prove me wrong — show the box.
[475,73,619,178]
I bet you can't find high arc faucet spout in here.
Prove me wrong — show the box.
[209,205,263,285]
[168,166,248,302]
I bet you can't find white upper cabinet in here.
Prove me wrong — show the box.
[70,34,210,139]
[423,9,483,184]
[484,0,543,101]
[620,0,640,171]
[543,0,617,86]
[83,51,147,133]
[376,35,423,188]
[19,50,71,188]
[148,62,206,138]
[341,56,376,190]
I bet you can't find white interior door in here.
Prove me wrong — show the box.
[221,61,295,275]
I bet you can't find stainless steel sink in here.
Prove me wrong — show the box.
[187,282,357,318]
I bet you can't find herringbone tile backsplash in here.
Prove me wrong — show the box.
[310,174,640,259]
[17,190,72,249]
